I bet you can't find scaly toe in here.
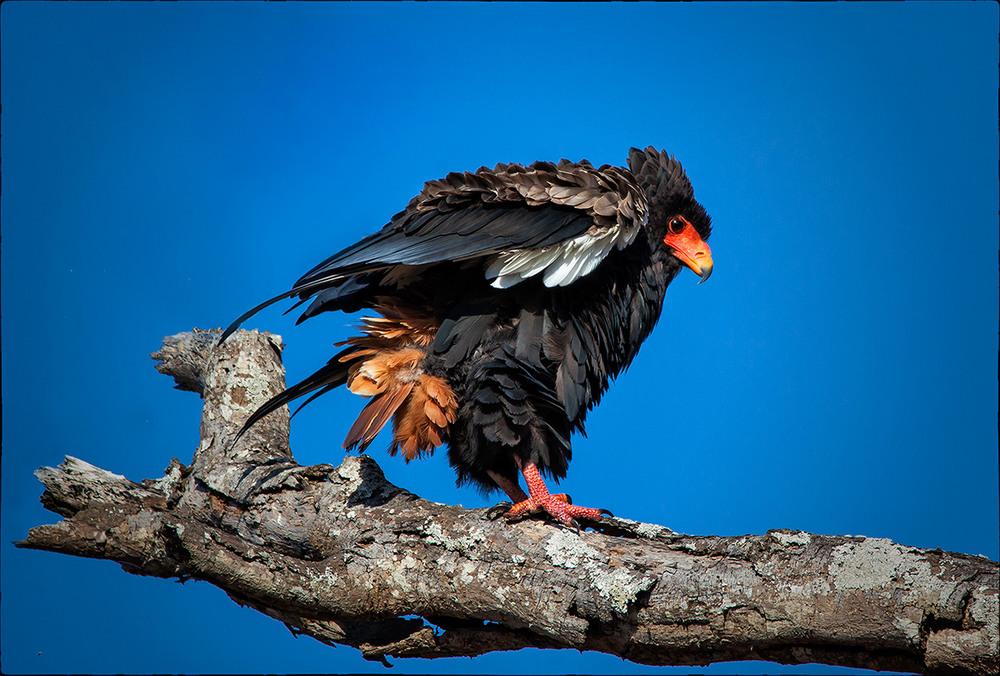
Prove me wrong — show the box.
[529,494,604,526]
[561,502,606,523]
[504,498,542,522]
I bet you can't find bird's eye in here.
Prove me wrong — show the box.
[668,218,685,234]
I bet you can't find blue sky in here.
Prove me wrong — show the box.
[2,3,997,674]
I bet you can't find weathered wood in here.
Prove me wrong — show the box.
[16,329,999,674]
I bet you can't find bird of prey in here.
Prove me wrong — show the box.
[221,146,713,526]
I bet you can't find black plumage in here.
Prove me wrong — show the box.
[222,146,713,525]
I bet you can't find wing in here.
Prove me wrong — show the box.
[220,158,648,342]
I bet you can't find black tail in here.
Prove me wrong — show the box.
[218,273,358,345]
[218,289,300,344]
[230,346,357,446]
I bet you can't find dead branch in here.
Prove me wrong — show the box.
[16,329,999,674]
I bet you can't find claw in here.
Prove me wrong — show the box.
[486,502,513,521]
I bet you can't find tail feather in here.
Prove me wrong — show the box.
[291,382,340,419]
[231,345,357,445]
[343,383,415,452]
[218,274,357,344]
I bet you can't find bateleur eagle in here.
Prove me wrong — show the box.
[221,146,713,526]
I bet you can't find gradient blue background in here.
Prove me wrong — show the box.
[2,3,997,674]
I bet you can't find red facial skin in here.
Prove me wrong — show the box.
[663,217,713,282]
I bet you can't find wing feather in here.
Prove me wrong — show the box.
[222,157,649,339]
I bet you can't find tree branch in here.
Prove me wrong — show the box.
[17,329,999,674]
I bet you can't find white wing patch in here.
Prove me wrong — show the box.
[485,221,641,289]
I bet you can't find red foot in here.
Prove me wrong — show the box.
[505,460,607,526]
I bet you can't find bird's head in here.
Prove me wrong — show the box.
[628,147,713,283]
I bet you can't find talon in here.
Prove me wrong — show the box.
[486,502,512,520]
[599,508,615,518]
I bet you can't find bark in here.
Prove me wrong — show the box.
[16,329,999,675]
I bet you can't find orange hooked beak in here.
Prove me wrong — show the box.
[663,218,713,283]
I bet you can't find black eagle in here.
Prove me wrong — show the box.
[222,146,713,525]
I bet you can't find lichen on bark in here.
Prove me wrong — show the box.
[15,329,1000,675]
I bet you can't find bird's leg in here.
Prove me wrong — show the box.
[487,470,529,503]
[505,456,606,526]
